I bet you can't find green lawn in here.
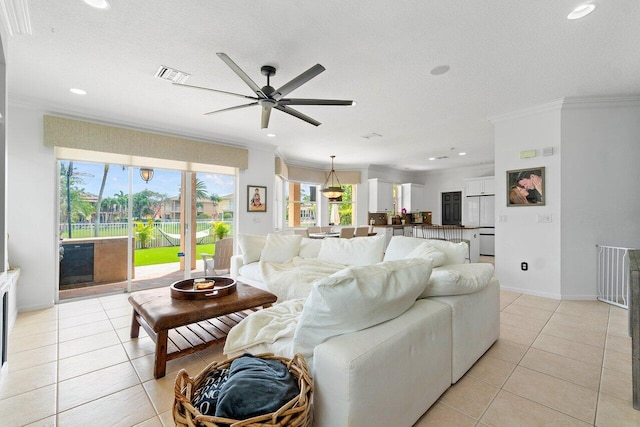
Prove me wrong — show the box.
[134,244,216,267]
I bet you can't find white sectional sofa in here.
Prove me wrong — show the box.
[227,234,499,427]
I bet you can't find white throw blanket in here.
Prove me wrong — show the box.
[223,298,306,356]
[260,256,346,301]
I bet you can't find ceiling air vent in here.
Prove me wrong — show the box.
[154,66,190,84]
[361,132,382,140]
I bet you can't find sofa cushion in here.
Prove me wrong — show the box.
[259,234,302,264]
[420,263,494,297]
[383,236,467,265]
[405,242,447,267]
[317,234,385,266]
[299,237,323,259]
[293,258,433,358]
[238,234,267,264]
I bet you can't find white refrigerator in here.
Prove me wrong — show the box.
[465,195,495,256]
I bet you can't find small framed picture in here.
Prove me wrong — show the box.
[247,185,267,212]
[507,167,545,206]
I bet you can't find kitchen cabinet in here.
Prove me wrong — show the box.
[400,183,425,212]
[368,179,394,213]
[464,176,495,196]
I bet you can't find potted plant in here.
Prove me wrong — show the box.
[212,221,230,241]
[135,218,155,249]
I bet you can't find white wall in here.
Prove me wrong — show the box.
[421,165,494,225]
[368,164,419,184]
[492,96,640,300]
[237,145,276,236]
[8,104,57,310]
[492,103,562,298]
[560,97,640,299]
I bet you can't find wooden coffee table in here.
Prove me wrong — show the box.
[128,282,276,378]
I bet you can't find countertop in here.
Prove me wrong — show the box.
[372,224,480,229]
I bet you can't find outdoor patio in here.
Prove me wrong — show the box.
[59,260,213,300]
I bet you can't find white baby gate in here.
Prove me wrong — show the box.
[596,245,634,309]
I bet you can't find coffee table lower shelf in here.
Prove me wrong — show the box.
[131,309,258,378]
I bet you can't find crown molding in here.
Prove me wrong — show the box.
[0,0,31,36]
[488,98,565,123]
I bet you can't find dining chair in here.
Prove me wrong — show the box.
[339,227,355,238]
[320,226,333,233]
[294,229,309,237]
[308,226,321,234]
[354,226,369,237]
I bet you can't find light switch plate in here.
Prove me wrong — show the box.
[520,150,536,159]
[537,214,552,223]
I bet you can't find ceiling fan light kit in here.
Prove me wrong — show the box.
[171,53,354,129]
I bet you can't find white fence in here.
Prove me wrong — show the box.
[596,245,634,309]
[60,221,233,249]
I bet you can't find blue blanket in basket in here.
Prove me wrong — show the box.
[215,354,300,419]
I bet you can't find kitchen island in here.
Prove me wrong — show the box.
[373,224,480,263]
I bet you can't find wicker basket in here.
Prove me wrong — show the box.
[173,353,313,427]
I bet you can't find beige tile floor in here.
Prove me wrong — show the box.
[1,289,638,426]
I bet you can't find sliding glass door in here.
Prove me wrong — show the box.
[57,160,235,300]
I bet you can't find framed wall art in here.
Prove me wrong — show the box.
[247,185,267,212]
[506,167,545,206]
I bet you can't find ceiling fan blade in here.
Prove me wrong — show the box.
[274,105,321,126]
[278,98,354,106]
[261,106,272,129]
[173,82,258,100]
[203,102,258,116]
[216,53,266,98]
[272,64,325,100]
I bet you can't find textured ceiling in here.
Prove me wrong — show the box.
[5,1,640,170]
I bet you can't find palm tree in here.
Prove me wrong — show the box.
[195,178,209,201]
[210,193,221,218]
[93,164,109,236]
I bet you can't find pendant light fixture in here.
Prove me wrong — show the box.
[139,168,154,183]
[320,155,343,199]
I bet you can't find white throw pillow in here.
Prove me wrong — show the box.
[259,234,302,264]
[383,236,467,265]
[317,234,385,266]
[298,237,323,259]
[293,258,433,358]
[237,234,267,264]
[420,263,494,297]
[405,242,447,267]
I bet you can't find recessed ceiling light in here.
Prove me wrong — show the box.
[430,65,450,76]
[567,4,596,20]
[70,88,87,95]
[267,133,276,138]
[83,0,110,10]
[428,157,436,161]
[458,152,466,156]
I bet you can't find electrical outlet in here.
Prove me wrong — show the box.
[521,262,528,271]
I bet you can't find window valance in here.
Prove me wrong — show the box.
[43,115,248,170]
[286,164,361,185]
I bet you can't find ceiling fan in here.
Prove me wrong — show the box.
[174,52,355,129]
